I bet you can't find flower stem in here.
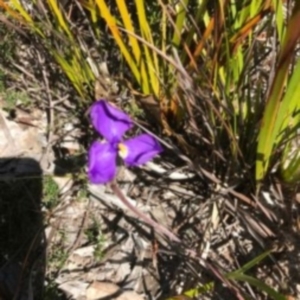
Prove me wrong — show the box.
[110,182,180,243]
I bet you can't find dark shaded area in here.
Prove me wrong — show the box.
[0,158,45,300]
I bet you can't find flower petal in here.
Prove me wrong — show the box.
[90,100,133,142]
[88,141,117,183]
[121,134,163,166]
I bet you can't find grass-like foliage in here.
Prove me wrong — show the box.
[1,0,300,299]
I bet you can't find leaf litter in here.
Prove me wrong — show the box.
[2,93,300,298]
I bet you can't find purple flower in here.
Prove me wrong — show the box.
[88,100,163,183]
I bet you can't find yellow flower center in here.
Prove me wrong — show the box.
[118,143,128,158]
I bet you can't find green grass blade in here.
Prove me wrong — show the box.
[95,0,141,86]
[47,0,72,38]
[172,0,189,47]
[135,0,159,95]
[228,250,271,276]
[272,0,285,44]
[279,56,300,182]
[234,274,286,300]
[256,2,300,181]
[116,0,141,64]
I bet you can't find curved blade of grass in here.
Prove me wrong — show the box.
[116,0,150,94]
[256,2,300,181]
[234,275,286,300]
[272,0,285,44]
[116,0,141,64]
[279,56,300,182]
[172,0,189,47]
[94,0,140,86]
[134,0,159,95]
[228,250,271,276]
[47,0,72,38]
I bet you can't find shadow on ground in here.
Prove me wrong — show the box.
[0,157,45,300]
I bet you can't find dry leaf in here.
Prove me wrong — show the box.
[86,281,120,300]
[116,291,144,300]
[59,280,88,299]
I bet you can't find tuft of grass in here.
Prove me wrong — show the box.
[77,185,88,201]
[0,22,16,63]
[85,219,106,262]
[43,176,60,210]
[44,281,66,300]
[0,23,31,110]
[1,88,31,109]
[48,230,68,270]
[93,233,106,261]
[48,246,68,270]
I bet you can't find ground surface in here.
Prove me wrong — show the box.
[0,96,300,300]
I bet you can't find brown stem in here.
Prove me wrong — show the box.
[110,182,180,243]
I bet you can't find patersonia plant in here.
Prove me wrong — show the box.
[88,100,163,183]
